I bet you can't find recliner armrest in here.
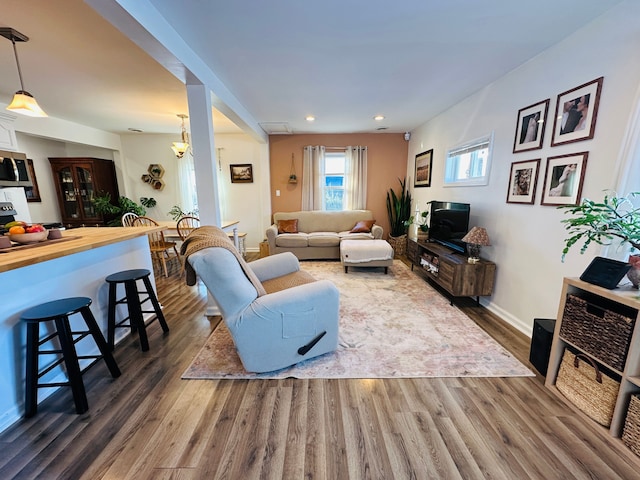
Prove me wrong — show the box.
[249,251,300,281]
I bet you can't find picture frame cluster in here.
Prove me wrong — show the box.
[507,76,603,206]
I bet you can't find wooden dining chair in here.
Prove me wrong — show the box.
[176,216,200,241]
[121,212,139,227]
[132,216,180,277]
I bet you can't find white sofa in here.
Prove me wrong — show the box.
[266,210,383,260]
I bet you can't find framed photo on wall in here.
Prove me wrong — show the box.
[506,159,540,204]
[512,99,549,153]
[414,149,433,187]
[551,77,603,146]
[230,164,253,183]
[541,152,588,206]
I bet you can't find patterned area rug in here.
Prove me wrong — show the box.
[182,260,533,379]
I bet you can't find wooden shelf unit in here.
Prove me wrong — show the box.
[546,278,640,442]
[407,238,496,302]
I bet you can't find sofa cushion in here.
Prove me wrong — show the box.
[276,233,308,247]
[339,231,375,240]
[308,232,340,247]
[277,219,298,234]
[350,219,376,233]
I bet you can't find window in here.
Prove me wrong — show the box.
[444,133,493,186]
[324,152,345,210]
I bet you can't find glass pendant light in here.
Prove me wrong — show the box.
[171,114,190,158]
[1,28,47,117]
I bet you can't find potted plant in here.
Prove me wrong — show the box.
[559,191,640,287]
[92,193,146,226]
[408,209,430,239]
[386,177,412,256]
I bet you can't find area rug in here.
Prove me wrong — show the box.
[182,260,534,379]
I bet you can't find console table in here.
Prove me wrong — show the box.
[407,238,496,303]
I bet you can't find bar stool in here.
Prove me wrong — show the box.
[106,269,169,352]
[22,297,121,418]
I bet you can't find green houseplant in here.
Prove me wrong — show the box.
[559,191,640,287]
[92,193,147,226]
[386,177,412,256]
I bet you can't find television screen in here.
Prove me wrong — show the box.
[429,201,470,253]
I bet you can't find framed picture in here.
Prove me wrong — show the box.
[414,149,433,187]
[551,77,604,146]
[512,99,549,153]
[506,159,540,204]
[230,164,253,183]
[24,159,41,202]
[541,152,588,206]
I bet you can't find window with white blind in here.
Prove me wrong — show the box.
[324,152,346,210]
[444,133,494,186]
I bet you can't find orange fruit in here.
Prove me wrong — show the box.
[9,226,25,234]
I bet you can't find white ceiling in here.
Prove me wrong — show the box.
[0,0,625,137]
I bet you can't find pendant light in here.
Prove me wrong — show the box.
[171,114,190,158]
[0,28,47,117]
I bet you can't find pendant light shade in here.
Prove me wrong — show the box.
[172,114,190,158]
[1,28,47,118]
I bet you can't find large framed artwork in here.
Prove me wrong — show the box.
[541,152,588,206]
[512,99,549,153]
[506,159,540,204]
[551,77,603,146]
[414,149,433,188]
[230,164,253,183]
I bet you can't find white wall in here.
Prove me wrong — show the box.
[408,1,640,335]
[214,133,271,250]
[120,132,270,250]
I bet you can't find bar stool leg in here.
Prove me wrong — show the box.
[24,322,40,418]
[79,306,121,378]
[54,316,88,415]
[124,279,149,351]
[107,282,118,351]
[142,276,170,334]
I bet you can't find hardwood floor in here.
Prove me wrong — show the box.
[1,254,639,479]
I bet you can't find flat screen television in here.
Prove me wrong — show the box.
[428,201,471,253]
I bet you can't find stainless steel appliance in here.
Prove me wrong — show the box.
[0,150,33,187]
[0,201,17,234]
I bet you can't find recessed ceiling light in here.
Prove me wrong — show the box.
[128,128,143,133]
[374,115,385,121]
[306,115,315,122]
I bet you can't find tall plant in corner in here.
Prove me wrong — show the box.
[386,177,412,238]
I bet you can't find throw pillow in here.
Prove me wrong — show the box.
[277,219,299,234]
[350,220,375,233]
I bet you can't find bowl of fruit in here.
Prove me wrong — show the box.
[8,223,48,244]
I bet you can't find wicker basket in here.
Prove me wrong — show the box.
[556,349,620,427]
[622,394,640,457]
[559,294,635,371]
[387,234,407,257]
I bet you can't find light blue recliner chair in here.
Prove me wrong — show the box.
[182,226,340,373]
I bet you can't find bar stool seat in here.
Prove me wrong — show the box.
[22,297,121,418]
[106,269,169,352]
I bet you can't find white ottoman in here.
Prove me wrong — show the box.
[340,239,394,274]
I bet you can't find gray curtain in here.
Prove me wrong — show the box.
[302,145,325,210]
[345,146,368,210]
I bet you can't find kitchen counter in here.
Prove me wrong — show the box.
[0,225,163,431]
[0,226,163,273]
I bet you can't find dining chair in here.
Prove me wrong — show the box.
[176,216,200,241]
[132,216,180,277]
[121,212,139,227]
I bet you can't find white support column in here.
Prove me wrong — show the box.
[187,83,222,316]
[186,83,222,227]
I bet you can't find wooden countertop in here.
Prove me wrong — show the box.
[0,226,163,273]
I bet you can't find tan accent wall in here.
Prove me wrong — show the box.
[269,133,408,237]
